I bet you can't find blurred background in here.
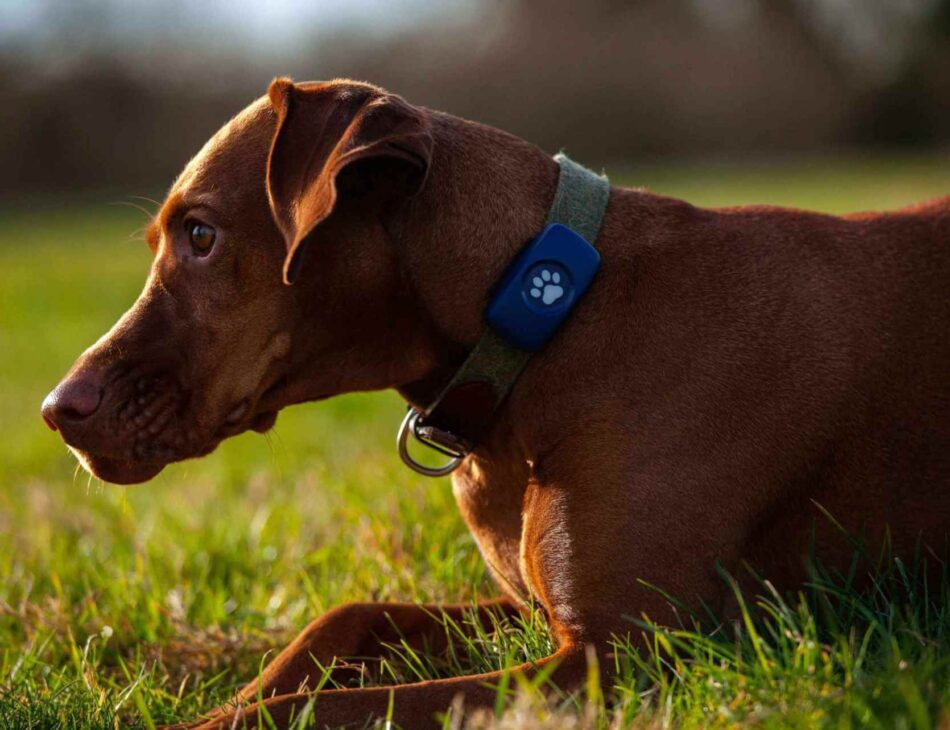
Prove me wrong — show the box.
[2,0,950,199]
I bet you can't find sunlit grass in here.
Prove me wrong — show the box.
[622,153,950,213]
[0,154,948,728]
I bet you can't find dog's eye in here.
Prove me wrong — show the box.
[187,221,216,255]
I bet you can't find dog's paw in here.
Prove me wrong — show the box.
[529,269,565,305]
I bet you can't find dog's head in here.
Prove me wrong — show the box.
[41,79,437,484]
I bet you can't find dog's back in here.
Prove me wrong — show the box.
[512,184,950,596]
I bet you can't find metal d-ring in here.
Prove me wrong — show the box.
[397,407,464,477]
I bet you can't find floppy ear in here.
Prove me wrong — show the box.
[266,77,433,283]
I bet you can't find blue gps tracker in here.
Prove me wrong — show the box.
[397,154,608,476]
[485,223,601,352]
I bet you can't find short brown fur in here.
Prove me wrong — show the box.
[42,78,950,728]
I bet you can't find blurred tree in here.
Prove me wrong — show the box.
[0,0,946,197]
[855,0,950,145]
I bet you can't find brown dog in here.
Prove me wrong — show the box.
[42,78,950,728]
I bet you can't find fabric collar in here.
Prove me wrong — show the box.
[397,153,610,476]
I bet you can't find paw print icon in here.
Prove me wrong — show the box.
[527,267,569,306]
[487,225,598,351]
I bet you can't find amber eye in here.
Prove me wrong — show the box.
[187,221,216,255]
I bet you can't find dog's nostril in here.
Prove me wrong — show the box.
[41,378,103,429]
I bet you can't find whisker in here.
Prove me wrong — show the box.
[127,195,162,209]
[265,429,287,484]
[128,226,148,242]
[108,200,155,220]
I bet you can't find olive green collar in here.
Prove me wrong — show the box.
[397,153,610,476]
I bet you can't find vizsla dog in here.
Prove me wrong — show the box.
[42,78,950,728]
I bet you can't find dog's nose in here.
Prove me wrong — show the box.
[41,378,103,431]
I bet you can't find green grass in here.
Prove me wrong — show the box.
[0,155,948,728]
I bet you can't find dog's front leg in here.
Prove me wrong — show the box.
[189,645,584,729]
[172,598,519,728]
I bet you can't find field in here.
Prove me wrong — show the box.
[1,155,949,728]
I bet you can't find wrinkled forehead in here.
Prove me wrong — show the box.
[169,95,277,207]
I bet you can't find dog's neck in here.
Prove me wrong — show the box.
[391,111,560,407]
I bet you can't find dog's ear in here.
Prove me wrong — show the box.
[266,77,433,283]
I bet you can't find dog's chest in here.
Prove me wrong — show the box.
[451,460,530,599]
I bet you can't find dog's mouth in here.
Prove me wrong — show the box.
[74,406,281,485]
[214,401,280,439]
[61,372,296,485]
[213,376,289,440]
[74,450,167,485]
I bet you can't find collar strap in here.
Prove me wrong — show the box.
[397,153,609,476]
